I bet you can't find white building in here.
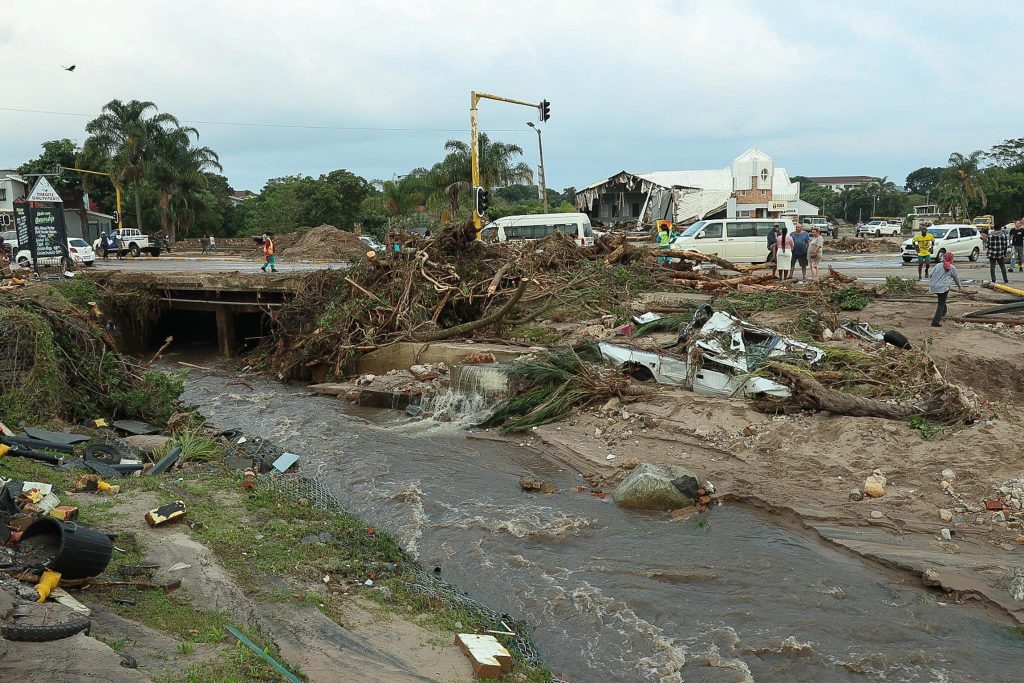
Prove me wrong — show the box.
[576,147,818,227]
[0,169,29,216]
[807,175,876,192]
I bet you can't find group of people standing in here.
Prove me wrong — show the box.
[768,223,824,281]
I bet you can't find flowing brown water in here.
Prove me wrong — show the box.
[182,364,1023,682]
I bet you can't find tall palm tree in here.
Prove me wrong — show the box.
[85,99,180,231]
[940,151,988,219]
[441,133,533,190]
[168,145,222,239]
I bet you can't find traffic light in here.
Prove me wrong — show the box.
[539,99,550,122]
[475,187,489,216]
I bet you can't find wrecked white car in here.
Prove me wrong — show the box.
[599,307,824,398]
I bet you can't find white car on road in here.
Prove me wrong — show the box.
[16,238,96,269]
[857,220,901,237]
[901,225,983,263]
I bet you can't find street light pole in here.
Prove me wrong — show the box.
[527,122,547,213]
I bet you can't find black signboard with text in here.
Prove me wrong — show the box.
[18,178,70,271]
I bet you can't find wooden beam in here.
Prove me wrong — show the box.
[216,307,237,358]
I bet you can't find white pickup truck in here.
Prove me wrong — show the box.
[856,220,901,237]
[93,228,162,257]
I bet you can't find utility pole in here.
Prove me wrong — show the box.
[470,91,550,238]
[527,122,547,212]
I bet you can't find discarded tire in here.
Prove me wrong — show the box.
[84,444,122,465]
[1,616,90,642]
[882,330,911,350]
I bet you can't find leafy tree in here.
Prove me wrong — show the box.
[18,139,84,199]
[85,100,182,231]
[238,171,371,235]
[905,167,943,196]
[987,138,1024,168]
[938,151,990,219]
[148,126,222,239]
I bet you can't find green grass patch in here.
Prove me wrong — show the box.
[51,279,103,308]
[157,636,293,683]
[908,415,942,439]
[109,590,230,643]
[878,276,920,296]
[510,325,563,346]
[831,285,872,311]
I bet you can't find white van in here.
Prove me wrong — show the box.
[482,213,594,247]
[671,218,794,263]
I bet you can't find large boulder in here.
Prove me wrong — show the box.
[612,463,699,511]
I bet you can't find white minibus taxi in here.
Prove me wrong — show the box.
[670,218,794,263]
[482,213,594,246]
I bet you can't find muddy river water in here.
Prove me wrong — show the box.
[181,367,1022,682]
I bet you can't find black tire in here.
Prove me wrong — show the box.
[147,248,160,257]
[129,244,141,258]
[902,256,912,263]
[17,256,30,268]
[60,256,74,271]
[969,247,980,262]
[1,617,91,642]
[883,330,911,350]
[84,443,123,465]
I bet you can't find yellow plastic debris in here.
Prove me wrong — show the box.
[36,569,61,603]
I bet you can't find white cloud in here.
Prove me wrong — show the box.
[2,0,1022,189]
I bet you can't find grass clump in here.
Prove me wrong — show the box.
[831,285,872,311]
[51,278,103,308]
[878,276,920,296]
[170,428,222,462]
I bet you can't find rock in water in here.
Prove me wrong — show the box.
[1009,568,1024,602]
[613,463,698,511]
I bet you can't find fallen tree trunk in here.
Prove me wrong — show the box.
[765,362,978,423]
[647,247,767,273]
[413,277,529,342]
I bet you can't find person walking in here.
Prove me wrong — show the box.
[808,227,824,280]
[775,226,794,280]
[100,231,110,260]
[260,232,277,272]
[790,223,811,281]
[208,234,217,253]
[767,225,780,277]
[929,251,962,327]
[1009,220,1024,273]
[986,222,1009,283]
[657,223,673,262]
[201,234,210,254]
[912,224,934,280]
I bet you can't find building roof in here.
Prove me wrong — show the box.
[807,175,876,185]
[230,189,256,200]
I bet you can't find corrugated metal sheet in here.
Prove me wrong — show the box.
[673,189,731,224]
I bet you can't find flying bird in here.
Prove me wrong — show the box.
[62,64,76,72]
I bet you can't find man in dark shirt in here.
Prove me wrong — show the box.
[1009,220,1024,273]
[986,223,1010,283]
[790,223,811,281]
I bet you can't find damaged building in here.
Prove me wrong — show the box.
[575,147,819,228]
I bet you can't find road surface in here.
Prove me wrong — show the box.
[77,252,1024,285]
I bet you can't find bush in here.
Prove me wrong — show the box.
[832,286,872,311]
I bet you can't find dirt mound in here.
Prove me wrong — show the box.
[281,225,370,262]
[830,236,901,254]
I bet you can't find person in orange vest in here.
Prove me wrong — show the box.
[260,232,277,272]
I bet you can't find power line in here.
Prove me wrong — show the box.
[0,106,528,133]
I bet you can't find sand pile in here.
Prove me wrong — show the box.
[282,225,370,262]
[830,236,901,254]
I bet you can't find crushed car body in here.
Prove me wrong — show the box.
[599,307,824,398]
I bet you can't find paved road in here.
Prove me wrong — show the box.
[87,255,346,273]
[80,252,1024,286]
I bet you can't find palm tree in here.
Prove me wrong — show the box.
[441,133,533,190]
[147,126,222,240]
[940,151,988,219]
[85,99,180,231]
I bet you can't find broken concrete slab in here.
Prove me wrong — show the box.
[454,633,512,679]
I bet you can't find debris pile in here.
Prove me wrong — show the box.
[281,224,374,261]
[829,236,901,254]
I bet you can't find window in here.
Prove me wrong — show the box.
[0,188,6,201]
[760,168,769,183]
[697,222,723,239]
[961,227,977,237]
[727,222,757,238]
[738,210,751,218]
[754,222,778,237]
[946,229,960,239]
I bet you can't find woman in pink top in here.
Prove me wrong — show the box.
[775,226,794,279]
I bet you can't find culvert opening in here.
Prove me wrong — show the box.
[146,308,272,356]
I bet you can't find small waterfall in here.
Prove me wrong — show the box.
[419,363,509,421]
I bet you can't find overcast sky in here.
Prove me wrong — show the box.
[2,1,1021,193]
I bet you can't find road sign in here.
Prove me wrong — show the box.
[27,176,63,203]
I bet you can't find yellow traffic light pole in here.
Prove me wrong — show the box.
[59,166,123,227]
[470,91,545,238]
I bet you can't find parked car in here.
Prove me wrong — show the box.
[92,228,161,257]
[15,238,95,269]
[670,218,794,264]
[483,213,594,247]
[901,224,983,263]
[0,230,17,261]
[857,220,901,237]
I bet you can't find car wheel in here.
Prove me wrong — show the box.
[969,247,980,262]
[17,256,30,268]
[149,249,160,257]
[902,256,912,263]
[129,244,141,257]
